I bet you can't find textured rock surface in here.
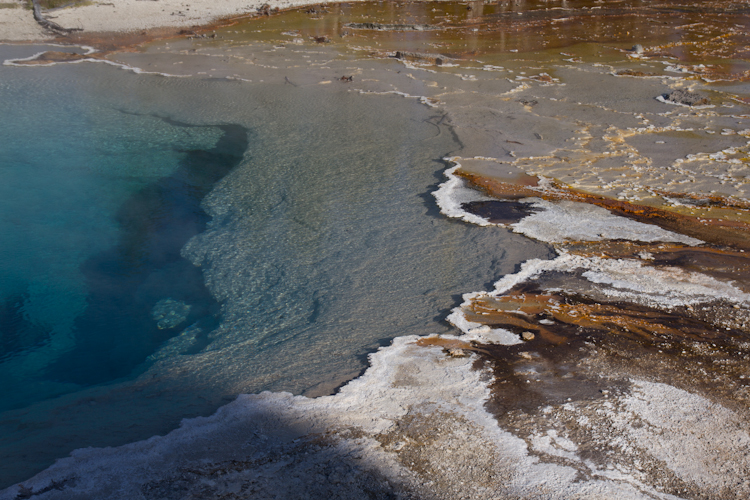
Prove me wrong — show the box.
[4,332,749,499]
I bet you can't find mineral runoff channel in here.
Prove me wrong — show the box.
[6,0,750,498]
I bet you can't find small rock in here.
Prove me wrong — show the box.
[152,298,191,329]
[661,89,709,106]
[631,44,644,54]
[521,331,535,341]
[445,348,468,358]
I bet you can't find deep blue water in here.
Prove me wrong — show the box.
[44,121,247,387]
[0,59,241,410]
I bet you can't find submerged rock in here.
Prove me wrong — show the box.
[392,51,449,66]
[345,22,439,31]
[151,298,191,329]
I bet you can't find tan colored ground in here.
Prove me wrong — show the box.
[0,0,349,42]
[0,1,47,40]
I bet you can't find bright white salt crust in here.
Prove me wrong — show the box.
[511,199,702,245]
[433,161,702,246]
[447,252,750,346]
[448,316,523,346]
[433,159,495,226]
[3,48,188,78]
[622,380,750,489]
[450,254,750,324]
[447,253,750,344]
[4,334,740,499]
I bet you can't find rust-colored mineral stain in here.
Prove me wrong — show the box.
[463,282,750,346]
[650,190,750,212]
[615,69,659,77]
[102,0,744,83]
[66,26,204,53]
[46,0,750,88]
[12,51,95,64]
[462,283,750,419]
[560,241,750,293]
[415,337,491,357]
[415,337,474,350]
[457,171,750,250]
[476,308,750,427]
[560,240,689,260]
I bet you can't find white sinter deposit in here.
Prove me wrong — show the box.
[5,330,748,499]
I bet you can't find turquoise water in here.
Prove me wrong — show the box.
[0,45,552,487]
[0,58,233,409]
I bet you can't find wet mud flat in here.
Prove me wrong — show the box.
[3,0,750,498]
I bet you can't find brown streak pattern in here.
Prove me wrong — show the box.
[458,170,750,250]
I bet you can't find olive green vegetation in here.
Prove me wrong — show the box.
[0,2,20,8]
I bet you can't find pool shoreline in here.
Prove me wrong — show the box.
[3,1,750,497]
